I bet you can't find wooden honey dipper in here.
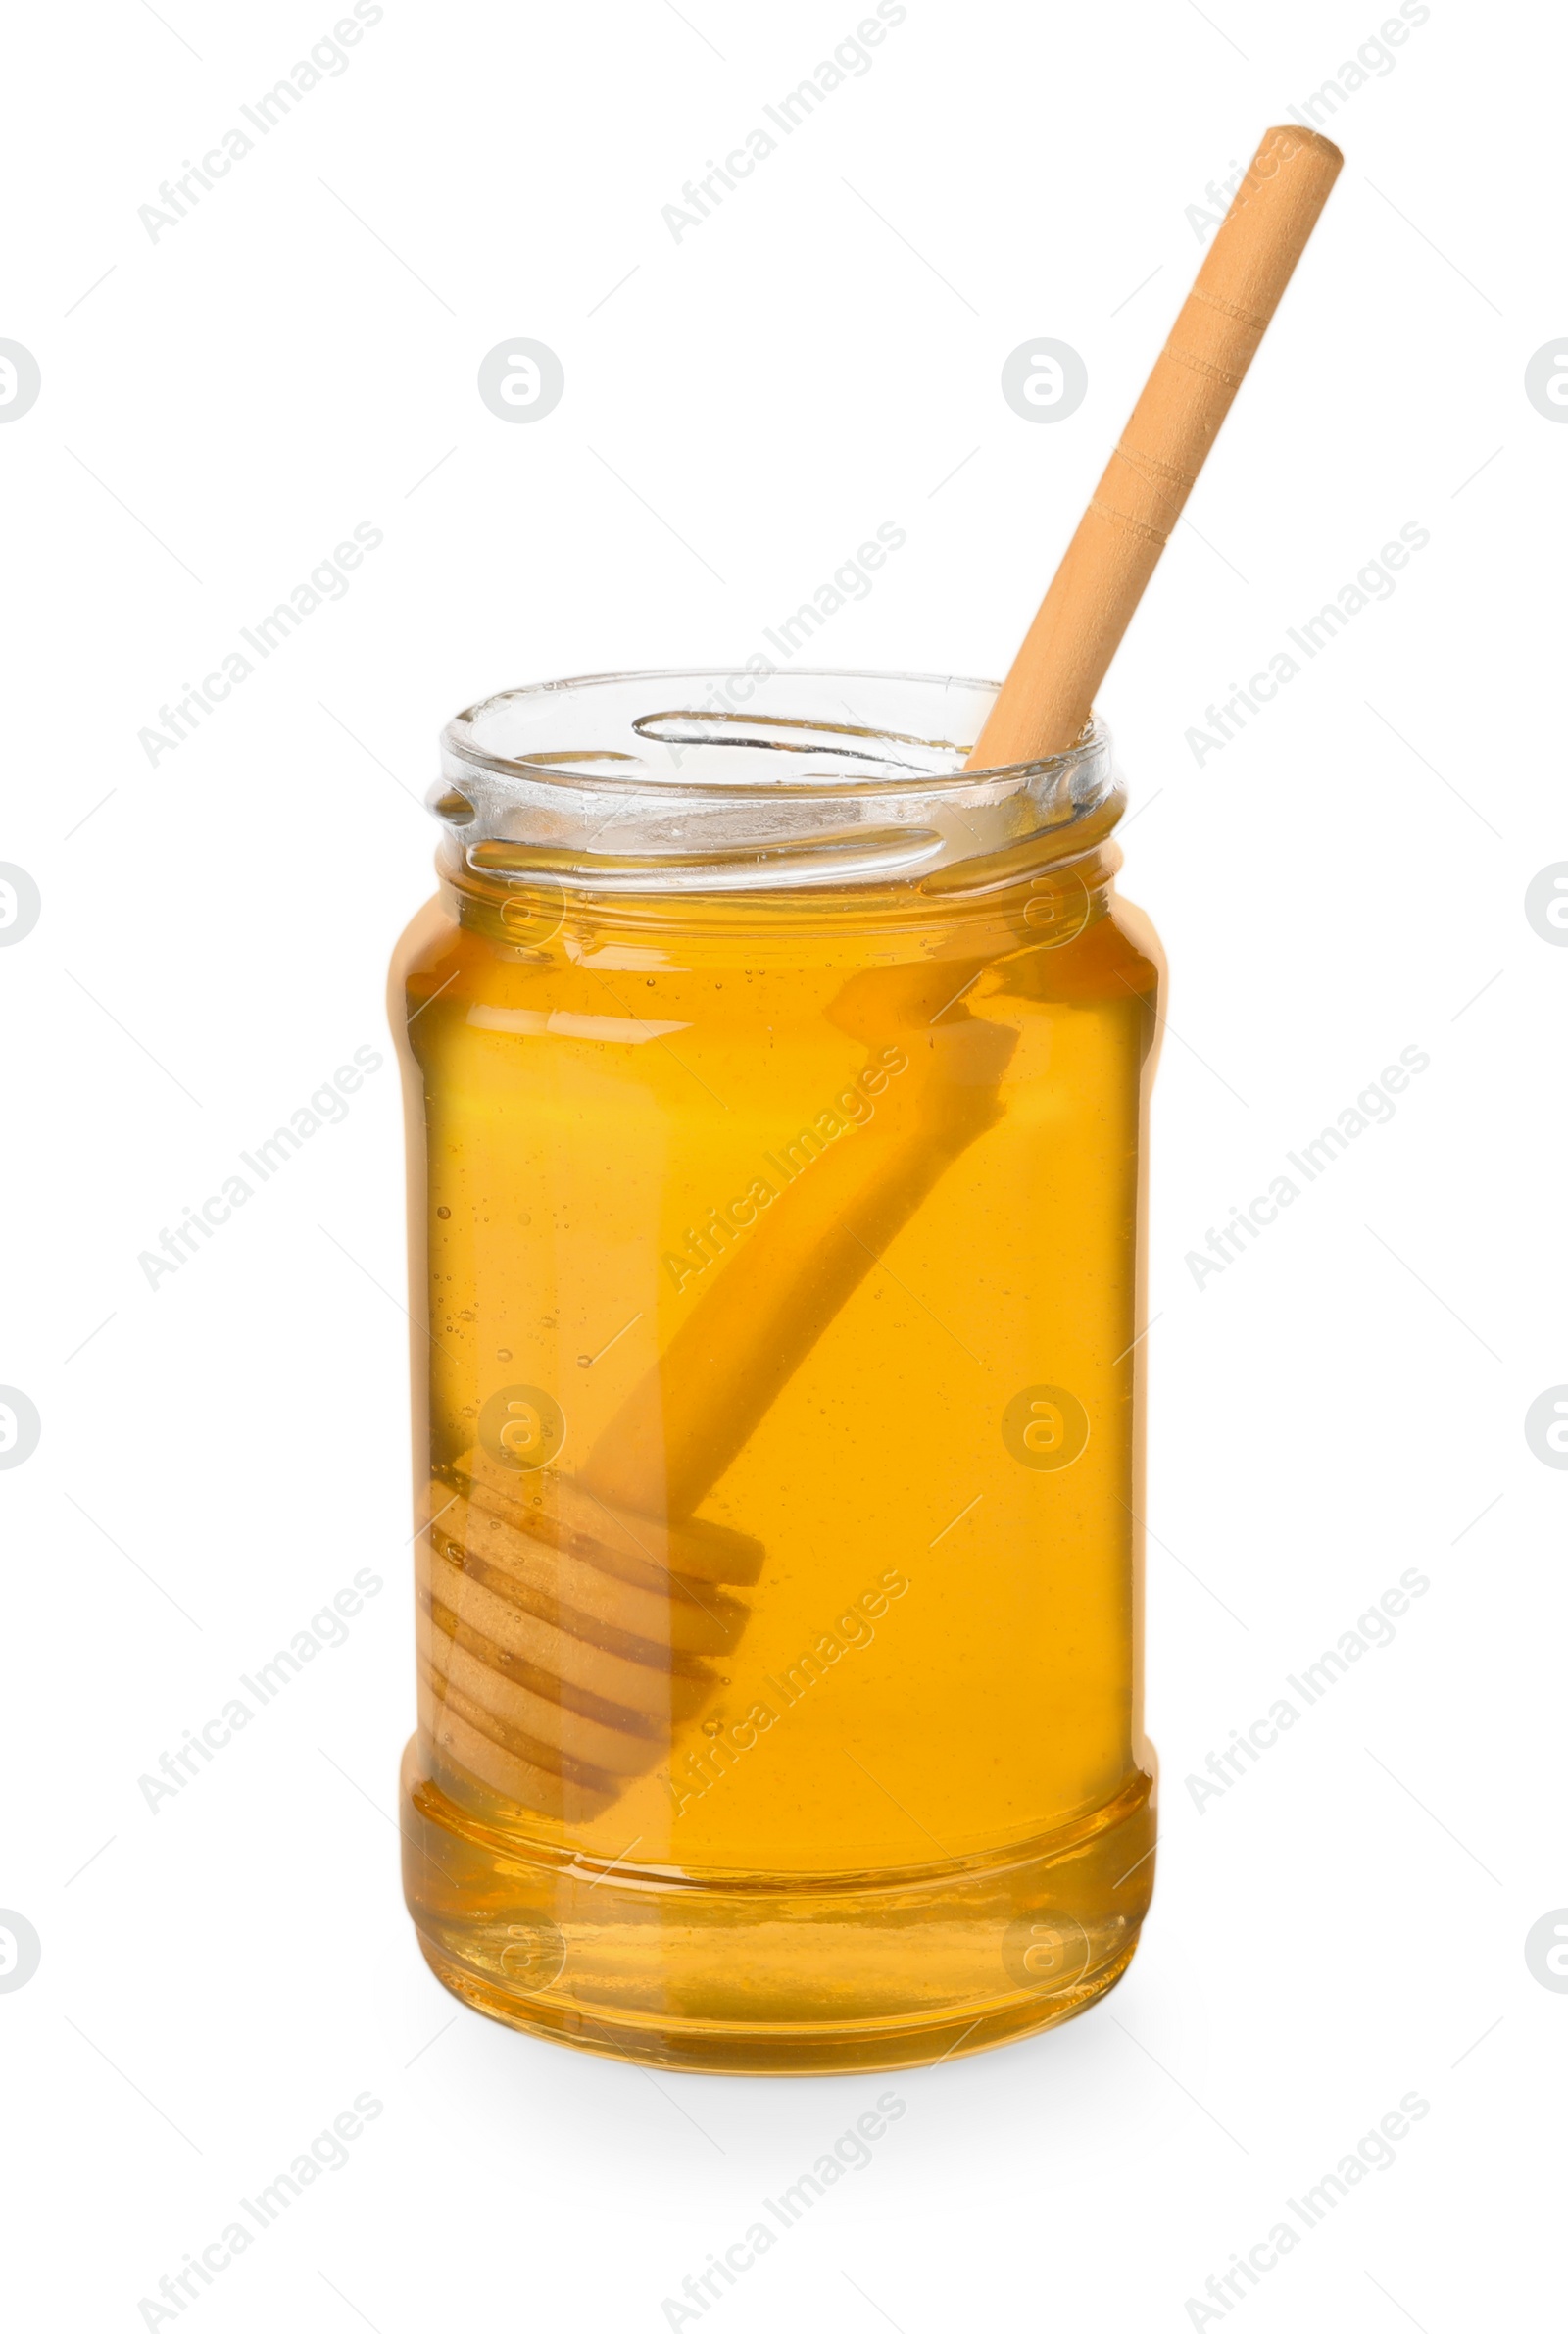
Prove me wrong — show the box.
[419,126,1342,1826]
[582,124,1344,1521]
[968,124,1343,769]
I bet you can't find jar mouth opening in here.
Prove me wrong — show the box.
[440,668,1105,802]
[432,669,1118,894]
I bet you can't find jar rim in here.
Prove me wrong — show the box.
[433,668,1119,895]
[440,668,1106,800]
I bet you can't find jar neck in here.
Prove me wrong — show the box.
[431,670,1124,916]
[439,799,1125,958]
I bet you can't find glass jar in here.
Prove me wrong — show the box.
[392,667,1163,2074]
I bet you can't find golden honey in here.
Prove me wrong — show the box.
[395,670,1162,2072]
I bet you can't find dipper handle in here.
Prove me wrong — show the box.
[967,125,1343,770]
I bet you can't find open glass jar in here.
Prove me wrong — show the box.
[392,668,1162,2074]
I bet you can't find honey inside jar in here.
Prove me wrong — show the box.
[395,671,1161,2073]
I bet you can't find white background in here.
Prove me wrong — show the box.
[1,0,1560,2326]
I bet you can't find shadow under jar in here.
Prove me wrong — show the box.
[392,667,1163,2075]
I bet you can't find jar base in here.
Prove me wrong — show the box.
[401,1742,1155,2077]
[412,1924,1145,2076]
